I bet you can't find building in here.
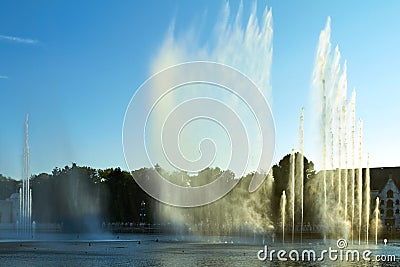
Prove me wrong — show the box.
[370,167,400,229]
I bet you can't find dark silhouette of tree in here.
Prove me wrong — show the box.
[0,174,17,199]
[1,151,316,233]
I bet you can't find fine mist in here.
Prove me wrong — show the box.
[146,1,275,237]
[31,164,108,233]
[152,169,275,237]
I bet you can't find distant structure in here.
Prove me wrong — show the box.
[370,167,400,229]
[0,115,32,230]
[19,114,32,233]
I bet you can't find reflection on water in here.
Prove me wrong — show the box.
[0,234,399,266]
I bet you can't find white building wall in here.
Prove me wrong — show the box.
[378,177,400,228]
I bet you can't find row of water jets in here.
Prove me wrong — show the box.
[18,114,33,236]
[279,18,381,245]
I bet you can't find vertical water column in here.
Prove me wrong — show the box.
[27,114,30,233]
[337,62,347,236]
[281,191,287,244]
[322,80,328,223]
[290,149,295,243]
[29,188,32,233]
[375,197,380,245]
[357,119,363,245]
[343,102,348,225]
[21,178,24,230]
[19,187,21,235]
[313,17,367,243]
[312,19,330,237]
[299,108,305,243]
[365,154,370,244]
[337,106,342,212]
[19,114,31,235]
[350,91,356,244]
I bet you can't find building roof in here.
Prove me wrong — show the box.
[8,193,20,199]
[316,167,400,192]
[370,167,400,192]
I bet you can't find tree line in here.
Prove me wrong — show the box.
[0,153,316,233]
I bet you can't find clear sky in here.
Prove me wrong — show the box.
[1,0,400,179]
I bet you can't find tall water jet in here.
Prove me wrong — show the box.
[357,119,363,245]
[312,17,339,239]
[337,106,342,209]
[311,17,370,242]
[343,101,348,225]
[290,149,295,243]
[350,90,356,244]
[312,18,331,233]
[29,188,32,227]
[322,81,327,221]
[364,154,370,244]
[338,61,348,237]
[330,113,334,189]
[299,108,305,243]
[19,114,32,235]
[374,197,380,245]
[336,60,347,222]
[280,190,287,244]
[19,187,21,235]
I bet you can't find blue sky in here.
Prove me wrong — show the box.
[1,1,400,179]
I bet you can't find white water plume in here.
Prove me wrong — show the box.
[144,1,275,232]
[280,190,287,244]
[310,17,370,242]
[147,2,273,175]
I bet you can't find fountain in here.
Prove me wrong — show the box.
[298,108,304,243]
[309,17,374,243]
[350,90,356,244]
[290,149,295,243]
[280,190,286,243]
[19,114,32,235]
[358,119,363,245]
[374,196,380,245]
[365,154,370,244]
[343,99,348,226]
[1,3,395,266]
[150,15,380,246]
[126,9,386,251]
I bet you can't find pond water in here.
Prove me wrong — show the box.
[0,234,399,266]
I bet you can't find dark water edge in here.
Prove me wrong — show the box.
[0,234,399,266]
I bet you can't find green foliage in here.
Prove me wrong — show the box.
[0,174,18,200]
[29,164,108,231]
[0,152,316,230]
